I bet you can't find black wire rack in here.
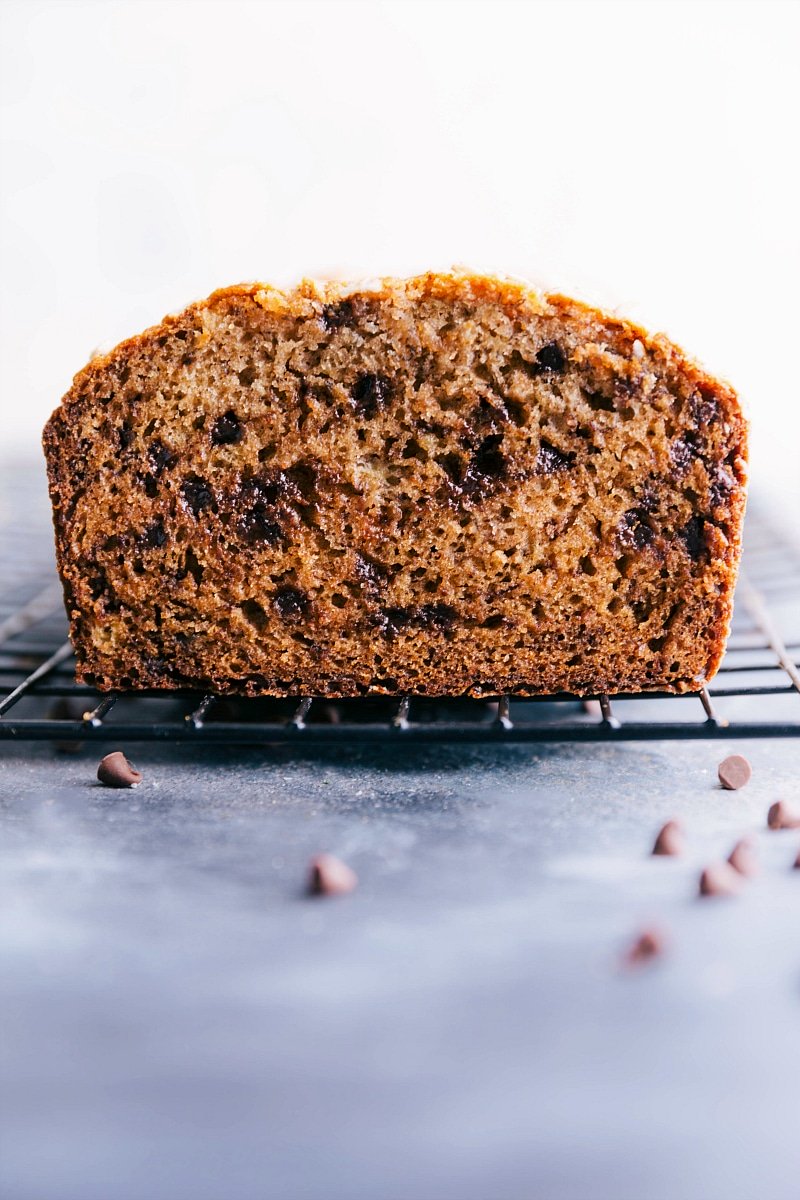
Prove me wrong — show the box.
[1,473,798,744]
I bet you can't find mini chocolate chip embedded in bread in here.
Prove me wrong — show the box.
[42,272,748,697]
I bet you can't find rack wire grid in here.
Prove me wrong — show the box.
[1,466,798,745]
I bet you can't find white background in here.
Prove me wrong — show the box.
[1,0,798,530]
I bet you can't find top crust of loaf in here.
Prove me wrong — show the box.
[43,271,748,698]
[69,271,739,403]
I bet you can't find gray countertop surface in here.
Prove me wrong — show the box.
[1,462,799,1200]
[2,737,800,1200]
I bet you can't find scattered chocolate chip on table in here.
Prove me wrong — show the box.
[717,754,752,791]
[698,862,744,897]
[652,819,685,856]
[767,800,800,831]
[623,927,667,967]
[307,854,358,897]
[727,837,759,877]
[97,751,143,789]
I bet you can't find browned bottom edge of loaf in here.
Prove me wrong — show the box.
[73,670,709,699]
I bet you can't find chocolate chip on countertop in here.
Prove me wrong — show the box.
[727,837,759,877]
[97,751,142,788]
[793,847,800,870]
[307,853,358,896]
[652,819,685,857]
[698,862,744,897]
[718,754,752,791]
[767,800,800,831]
[622,927,667,967]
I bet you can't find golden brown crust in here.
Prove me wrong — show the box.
[43,272,748,698]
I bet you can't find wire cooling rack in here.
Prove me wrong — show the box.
[1,465,798,744]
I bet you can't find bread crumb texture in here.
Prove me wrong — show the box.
[43,272,748,697]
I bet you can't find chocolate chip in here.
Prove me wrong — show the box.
[320,299,357,330]
[142,654,180,683]
[689,388,720,428]
[718,754,752,791]
[142,518,167,548]
[118,422,134,450]
[284,462,318,502]
[243,514,284,546]
[583,389,616,414]
[617,508,654,552]
[727,837,759,877]
[470,395,508,434]
[638,483,660,514]
[88,569,110,601]
[148,438,177,477]
[535,440,575,475]
[307,853,358,896]
[181,475,214,515]
[622,927,667,967]
[354,553,389,589]
[97,751,142,788]
[239,599,268,631]
[351,373,392,418]
[670,434,698,474]
[438,451,465,485]
[680,516,707,561]
[793,848,800,870]
[250,475,287,506]
[377,606,413,636]
[652,819,685,856]
[698,862,743,897]
[211,410,243,445]
[535,341,566,374]
[767,800,800,831]
[709,466,736,509]
[233,472,294,540]
[237,366,257,387]
[239,505,285,547]
[472,434,506,480]
[417,602,457,631]
[273,585,309,620]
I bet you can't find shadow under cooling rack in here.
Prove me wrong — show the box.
[1,507,798,745]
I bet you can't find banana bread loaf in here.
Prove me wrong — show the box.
[42,272,748,698]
